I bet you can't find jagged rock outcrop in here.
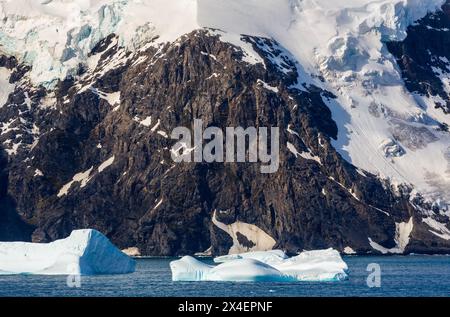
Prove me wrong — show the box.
[387,0,450,117]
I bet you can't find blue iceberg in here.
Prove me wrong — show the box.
[170,248,348,282]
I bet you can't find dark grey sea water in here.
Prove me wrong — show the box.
[1,256,449,297]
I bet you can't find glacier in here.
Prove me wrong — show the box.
[0,0,445,86]
[170,249,348,282]
[1,0,449,211]
[0,229,136,275]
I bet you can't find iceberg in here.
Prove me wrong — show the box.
[273,249,349,282]
[0,229,136,275]
[170,249,348,282]
[214,250,289,265]
[208,259,291,282]
[170,255,214,282]
[171,256,291,282]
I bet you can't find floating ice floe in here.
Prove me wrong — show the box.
[0,229,135,275]
[170,248,348,282]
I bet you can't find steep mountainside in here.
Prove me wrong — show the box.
[0,0,450,255]
[388,1,450,116]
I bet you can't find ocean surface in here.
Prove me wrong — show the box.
[1,256,450,297]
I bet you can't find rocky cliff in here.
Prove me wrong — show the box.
[1,1,450,256]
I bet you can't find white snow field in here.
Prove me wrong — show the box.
[170,249,348,282]
[0,229,136,275]
[1,0,449,210]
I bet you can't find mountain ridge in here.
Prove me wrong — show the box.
[0,0,449,255]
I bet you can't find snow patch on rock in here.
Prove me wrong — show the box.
[140,116,152,127]
[34,169,44,177]
[369,217,414,254]
[212,210,276,254]
[98,155,115,173]
[287,142,322,165]
[57,166,93,197]
[256,79,278,93]
[422,217,450,240]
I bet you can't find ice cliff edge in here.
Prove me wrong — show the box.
[0,229,136,275]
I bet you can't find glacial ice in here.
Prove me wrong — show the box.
[170,249,348,282]
[0,229,136,275]
[208,259,291,282]
[273,249,349,282]
[170,255,214,281]
[1,0,444,86]
[214,250,288,264]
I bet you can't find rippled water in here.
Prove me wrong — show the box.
[1,256,450,297]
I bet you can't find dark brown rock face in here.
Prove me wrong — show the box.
[0,29,449,255]
[0,147,34,241]
[387,0,450,117]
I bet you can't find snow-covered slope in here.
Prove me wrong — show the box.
[0,0,199,85]
[1,0,444,85]
[0,0,449,211]
[0,67,14,106]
